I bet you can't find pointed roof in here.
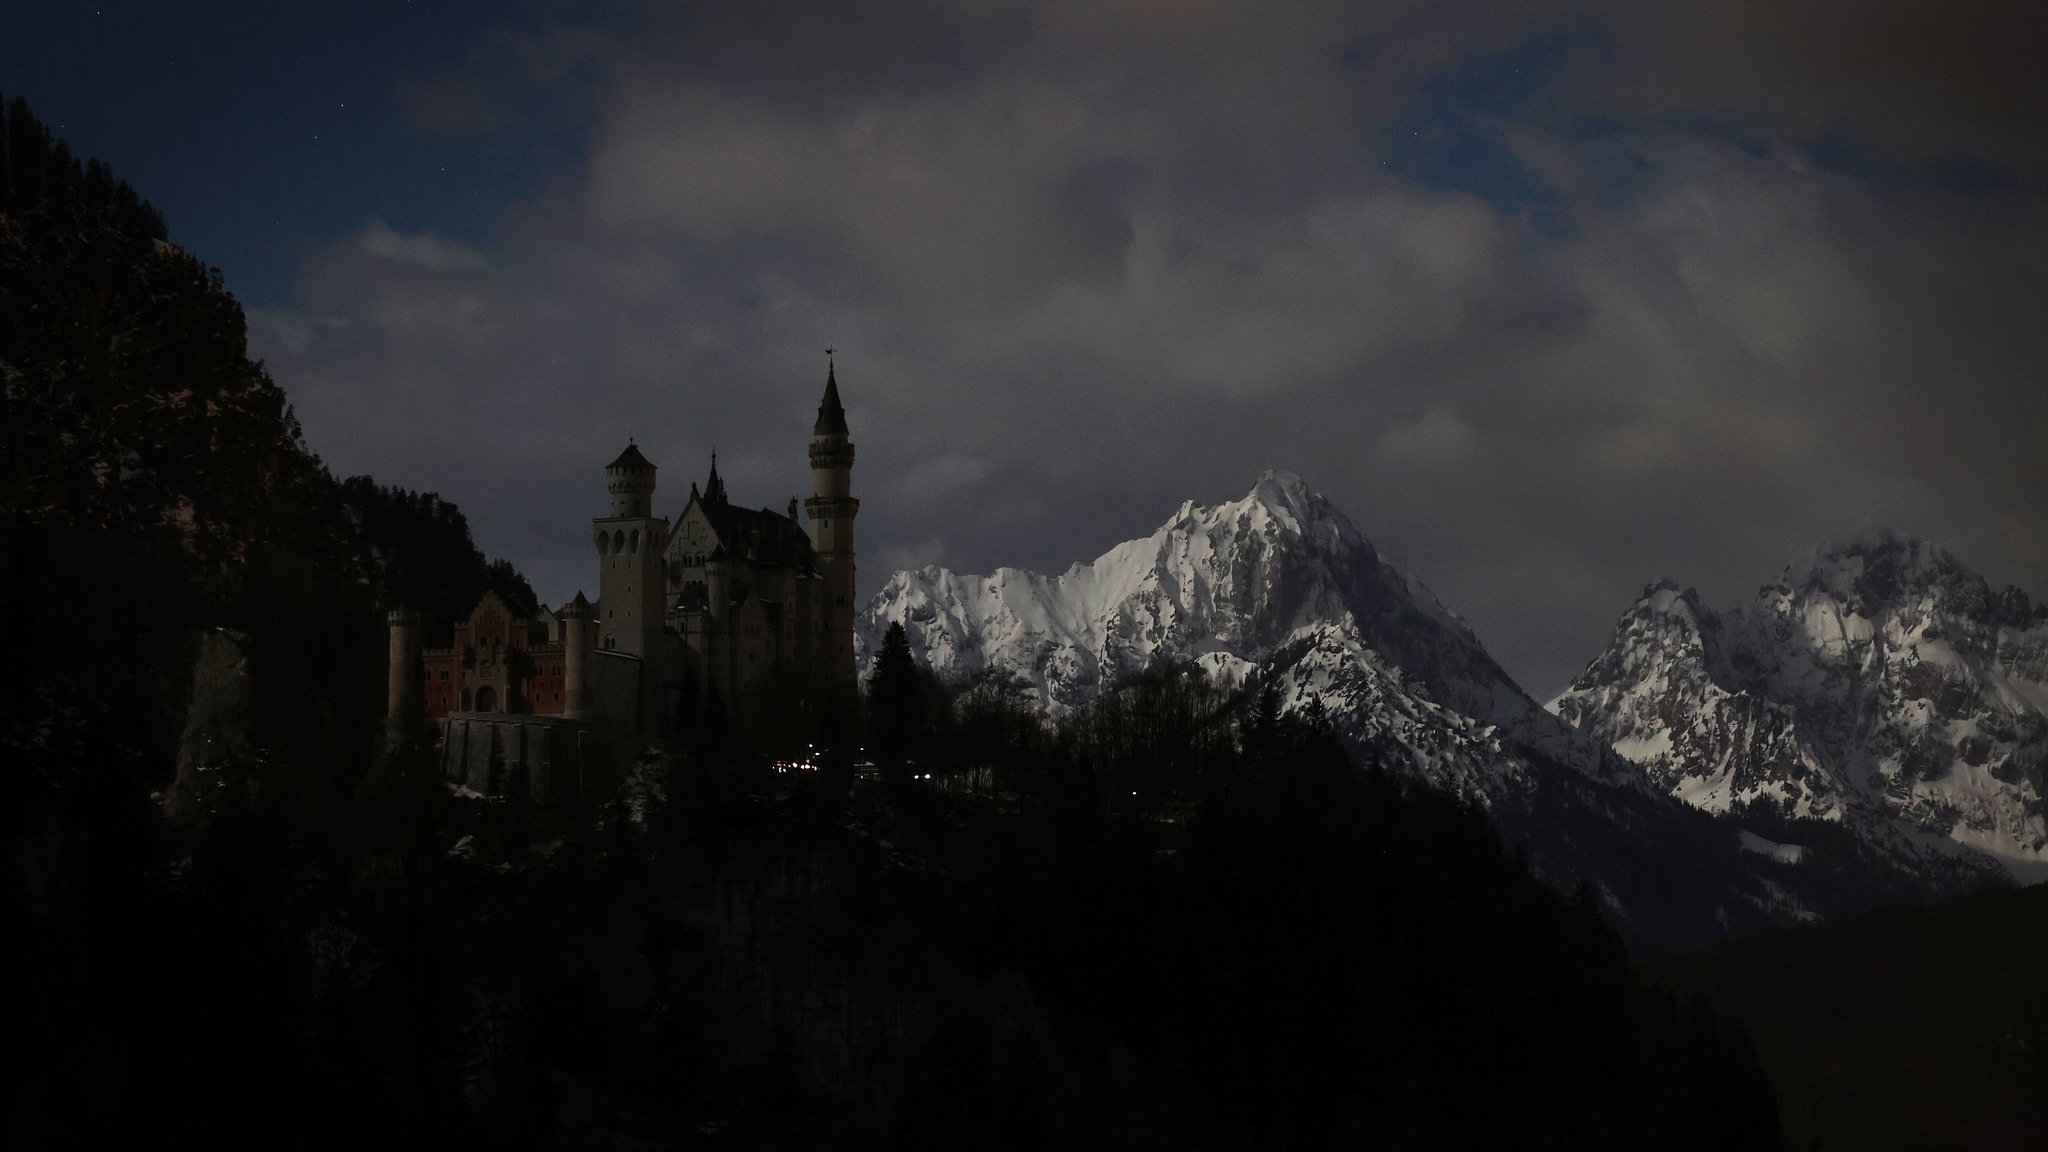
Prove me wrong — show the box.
[705,451,728,505]
[607,442,654,471]
[813,361,850,436]
[677,490,820,575]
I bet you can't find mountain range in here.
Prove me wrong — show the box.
[859,471,2043,949]
[1552,536,2048,885]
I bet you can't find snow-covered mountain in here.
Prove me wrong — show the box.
[860,471,1629,800]
[859,472,1845,950]
[1551,535,2048,884]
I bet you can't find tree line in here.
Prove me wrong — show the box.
[2,93,166,239]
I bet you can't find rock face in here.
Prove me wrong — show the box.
[859,472,1823,950]
[1552,535,2048,883]
[164,629,258,830]
[862,471,1637,801]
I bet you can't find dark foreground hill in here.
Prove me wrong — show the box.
[1649,882,2048,1152]
[1,90,535,816]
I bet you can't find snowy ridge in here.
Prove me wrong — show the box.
[856,472,1950,948]
[860,470,1634,801]
[1552,535,2048,883]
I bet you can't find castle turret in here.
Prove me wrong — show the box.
[561,593,591,718]
[606,441,655,518]
[386,609,421,727]
[594,442,669,658]
[803,359,859,684]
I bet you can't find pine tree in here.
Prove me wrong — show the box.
[868,621,921,786]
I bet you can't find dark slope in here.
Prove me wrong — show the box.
[1649,882,2048,1152]
[0,97,541,1142]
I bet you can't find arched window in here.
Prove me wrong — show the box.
[629,529,640,553]
[597,530,610,555]
[475,685,498,712]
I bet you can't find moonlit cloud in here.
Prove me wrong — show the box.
[247,0,2048,696]
[357,220,486,271]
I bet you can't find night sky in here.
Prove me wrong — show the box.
[7,1,2044,695]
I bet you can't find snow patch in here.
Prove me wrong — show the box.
[1738,830,1807,865]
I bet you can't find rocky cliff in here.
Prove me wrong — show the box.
[1552,535,2047,885]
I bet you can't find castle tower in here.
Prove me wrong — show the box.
[803,359,859,684]
[594,442,668,658]
[561,592,591,718]
[386,609,421,726]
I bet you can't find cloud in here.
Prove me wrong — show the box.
[1377,408,1477,468]
[886,453,994,506]
[356,220,485,270]
[881,537,951,573]
[250,0,2048,696]
[395,73,505,136]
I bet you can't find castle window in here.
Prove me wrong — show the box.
[629,529,640,553]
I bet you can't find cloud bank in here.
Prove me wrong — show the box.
[251,0,2048,694]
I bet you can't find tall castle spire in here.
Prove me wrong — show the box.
[705,449,727,506]
[804,353,859,686]
[815,354,849,436]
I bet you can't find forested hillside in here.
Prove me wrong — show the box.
[1651,883,2048,1152]
[0,96,545,1142]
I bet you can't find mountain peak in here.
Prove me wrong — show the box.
[1561,535,2048,883]
[1786,532,1985,613]
[1203,469,1365,553]
[1634,580,1704,627]
[1835,527,1921,550]
[1799,530,1948,578]
[1250,466,1311,497]
[1242,468,1320,519]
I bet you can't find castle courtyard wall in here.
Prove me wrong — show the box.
[439,713,641,807]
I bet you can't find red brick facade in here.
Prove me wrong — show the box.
[420,591,579,719]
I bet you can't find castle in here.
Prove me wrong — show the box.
[386,364,859,799]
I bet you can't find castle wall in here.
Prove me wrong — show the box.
[589,648,644,731]
[439,713,636,807]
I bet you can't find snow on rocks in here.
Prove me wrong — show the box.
[861,470,1636,804]
[1553,534,2048,884]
